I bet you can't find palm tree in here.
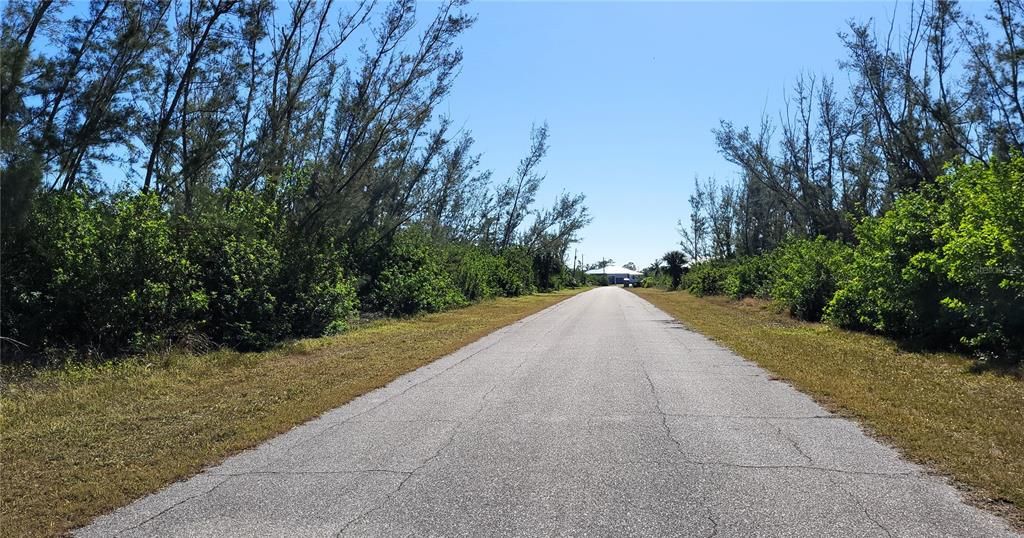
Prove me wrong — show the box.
[662,250,688,290]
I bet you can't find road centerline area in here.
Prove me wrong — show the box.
[79,287,1016,537]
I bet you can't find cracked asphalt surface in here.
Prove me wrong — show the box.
[79,287,1017,537]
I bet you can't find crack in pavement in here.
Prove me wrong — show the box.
[641,356,913,479]
[639,350,720,538]
[332,315,575,537]
[281,297,586,460]
[638,337,918,482]
[771,421,814,465]
[217,469,413,477]
[704,507,719,538]
[640,359,686,456]
[834,476,895,537]
[664,413,839,420]
[333,422,463,536]
[636,346,720,538]
[632,302,916,536]
[113,476,232,537]
[675,460,918,477]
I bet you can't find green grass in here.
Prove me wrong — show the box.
[0,289,584,537]
[632,288,1024,528]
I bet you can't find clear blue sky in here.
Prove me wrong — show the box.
[440,1,985,269]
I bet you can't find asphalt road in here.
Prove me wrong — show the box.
[80,287,1017,537]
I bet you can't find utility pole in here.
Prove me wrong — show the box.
[572,249,577,284]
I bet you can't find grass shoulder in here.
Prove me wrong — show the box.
[631,288,1024,528]
[0,289,585,537]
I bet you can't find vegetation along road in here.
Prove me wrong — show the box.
[79,287,1015,536]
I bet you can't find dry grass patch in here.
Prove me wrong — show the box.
[0,289,583,537]
[631,288,1024,527]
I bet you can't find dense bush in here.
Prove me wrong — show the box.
[444,243,543,301]
[188,193,288,350]
[683,260,732,296]
[496,247,536,297]
[666,158,1022,363]
[186,192,360,350]
[368,230,558,315]
[823,191,956,341]
[448,245,501,301]
[2,192,204,355]
[723,254,774,299]
[532,251,564,291]
[277,239,359,339]
[769,238,851,321]
[1,191,360,356]
[680,242,850,319]
[932,157,1024,358]
[827,157,1024,361]
[369,229,466,316]
[0,186,576,361]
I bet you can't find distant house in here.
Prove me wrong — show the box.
[584,265,644,286]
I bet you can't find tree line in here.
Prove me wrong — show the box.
[0,0,591,360]
[670,0,1022,365]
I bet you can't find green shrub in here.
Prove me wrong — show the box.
[196,193,358,348]
[1,190,361,357]
[931,157,1024,359]
[683,260,732,296]
[770,237,851,321]
[442,243,543,301]
[448,244,500,301]
[724,255,774,299]
[824,193,956,340]
[276,238,358,338]
[641,273,671,288]
[187,192,289,350]
[2,192,106,353]
[370,229,466,315]
[496,246,535,296]
[532,250,563,291]
[1,192,205,355]
[103,193,207,351]
[826,156,1023,362]
[561,273,584,288]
